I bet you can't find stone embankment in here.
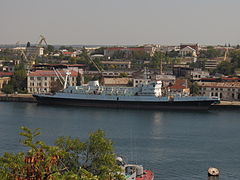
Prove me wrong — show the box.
[0,94,36,103]
[210,101,240,110]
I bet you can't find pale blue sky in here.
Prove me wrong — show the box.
[1,0,240,45]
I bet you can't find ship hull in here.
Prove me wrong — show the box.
[33,94,217,110]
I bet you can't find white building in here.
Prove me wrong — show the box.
[190,69,210,80]
[27,70,78,94]
[198,82,240,101]
[179,46,197,57]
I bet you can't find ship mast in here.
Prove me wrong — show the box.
[160,55,163,75]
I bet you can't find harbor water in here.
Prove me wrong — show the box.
[0,102,240,180]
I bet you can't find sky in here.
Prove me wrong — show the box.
[1,0,240,45]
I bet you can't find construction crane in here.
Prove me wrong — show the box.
[25,35,48,68]
[87,55,104,73]
[16,41,29,65]
[53,68,71,89]
[81,47,104,76]
[37,35,48,47]
[32,35,48,59]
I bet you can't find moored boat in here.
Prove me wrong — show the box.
[116,157,154,180]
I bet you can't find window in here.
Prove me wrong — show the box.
[45,77,47,80]
[37,77,41,81]
[44,82,47,86]
[30,77,34,80]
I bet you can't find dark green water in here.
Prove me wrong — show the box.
[0,102,240,180]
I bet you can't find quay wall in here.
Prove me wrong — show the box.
[210,101,240,110]
[0,94,36,103]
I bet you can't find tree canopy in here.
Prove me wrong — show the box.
[0,127,124,180]
[2,64,27,94]
[230,49,240,69]
[199,47,223,59]
[214,61,235,75]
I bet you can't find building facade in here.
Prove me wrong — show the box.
[198,82,240,101]
[190,69,210,80]
[101,60,131,69]
[179,46,197,57]
[27,70,78,94]
[26,46,44,57]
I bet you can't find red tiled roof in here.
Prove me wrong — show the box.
[28,70,78,77]
[63,52,74,55]
[169,79,188,89]
[169,84,186,89]
[201,78,218,81]
[0,72,13,77]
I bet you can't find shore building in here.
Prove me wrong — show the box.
[27,70,78,94]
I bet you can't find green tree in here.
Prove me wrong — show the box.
[215,61,234,75]
[188,81,200,95]
[230,49,240,68]
[1,83,14,94]
[149,51,165,69]
[0,127,124,180]
[6,64,27,93]
[44,45,55,55]
[199,46,222,58]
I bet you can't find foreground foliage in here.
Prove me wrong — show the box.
[0,127,124,180]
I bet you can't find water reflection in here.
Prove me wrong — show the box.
[150,112,163,138]
[208,176,219,180]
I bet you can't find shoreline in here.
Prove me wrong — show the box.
[210,101,240,110]
[0,94,240,109]
[0,94,36,103]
